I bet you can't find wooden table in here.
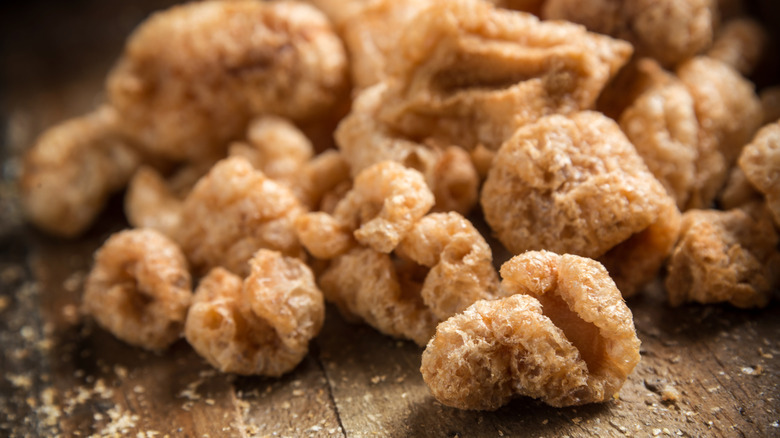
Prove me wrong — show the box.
[1,1,779,436]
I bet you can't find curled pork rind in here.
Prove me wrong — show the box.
[738,122,780,227]
[543,0,716,68]
[677,56,763,167]
[20,106,141,237]
[707,18,768,76]
[177,156,305,277]
[374,0,632,153]
[295,161,434,258]
[665,206,780,308]
[107,0,348,161]
[481,112,681,296]
[336,84,480,214]
[320,212,500,345]
[421,251,640,410]
[83,229,192,351]
[185,250,324,376]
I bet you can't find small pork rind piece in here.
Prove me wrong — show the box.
[482,112,681,296]
[295,161,434,258]
[421,251,641,410]
[619,73,698,210]
[177,156,305,277]
[185,250,324,376]
[320,212,500,345]
[543,0,716,68]
[677,56,763,167]
[336,84,480,214]
[20,106,141,237]
[107,0,347,161]
[83,228,191,351]
[738,122,780,227]
[665,207,780,308]
[375,0,632,153]
[707,18,768,76]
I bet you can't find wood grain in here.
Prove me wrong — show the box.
[1,1,779,437]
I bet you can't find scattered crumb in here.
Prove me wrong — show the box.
[292,389,304,397]
[7,373,32,390]
[63,270,85,292]
[741,365,763,376]
[758,348,773,359]
[661,385,681,403]
[205,399,215,406]
[370,375,386,385]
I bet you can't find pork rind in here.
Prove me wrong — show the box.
[718,167,762,211]
[677,56,763,167]
[20,106,141,237]
[665,206,780,308]
[619,73,699,210]
[738,122,780,227]
[421,251,641,410]
[295,161,434,258]
[177,156,305,277]
[335,85,479,214]
[107,0,347,161]
[543,0,716,68]
[707,18,768,76]
[185,250,325,376]
[481,111,681,296]
[320,211,500,346]
[374,0,632,153]
[83,228,192,351]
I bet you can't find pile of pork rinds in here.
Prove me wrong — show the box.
[18,0,780,410]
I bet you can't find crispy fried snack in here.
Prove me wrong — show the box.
[677,56,763,167]
[229,116,351,210]
[707,18,768,76]
[107,0,347,161]
[20,106,141,237]
[665,206,780,308]
[543,0,716,68]
[295,161,434,258]
[718,167,762,211]
[481,112,681,296]
[619,73,698,210]
[375,0,632,153]
[177,156,305,276]
[83,229,191,351]
[336,84,479,214]
[421,251,640,409]
[738,122,780,227]
[185,250,324,376]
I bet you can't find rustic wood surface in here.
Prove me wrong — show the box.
[1,1,779,437]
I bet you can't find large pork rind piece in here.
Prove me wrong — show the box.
[319,212,501,346]
[543,0,717,68]
[335,84,480,214]
[738,122,780,227]
[481,111,681,296]
[295,161,435,258]
[83,229,192,351]
[185,250,325,376]
[107,0,348,161]
[20,106,141,237]
[176,156,305,277]
[373,0,632,153]
[421,251,641,410]
[665,207,780,308]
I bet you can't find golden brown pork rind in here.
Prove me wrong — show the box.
[185,250,324,376]
[125,166,185,238]
[481,111,681,296]
[543,0,717,68]
[374,0,632,153]
[176,156,305,277]
[421,251,640,410]
[738,122,780,227]
[107,0,347,161]
[295,161,434,258]
[83,229,191,351]
[677,56,763,167]
[20,106,141,237]
[336,84,480,214]
[665,206,780,308]
[707,17,768,76]
[319,212,501,346]
[718,167,762,211]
